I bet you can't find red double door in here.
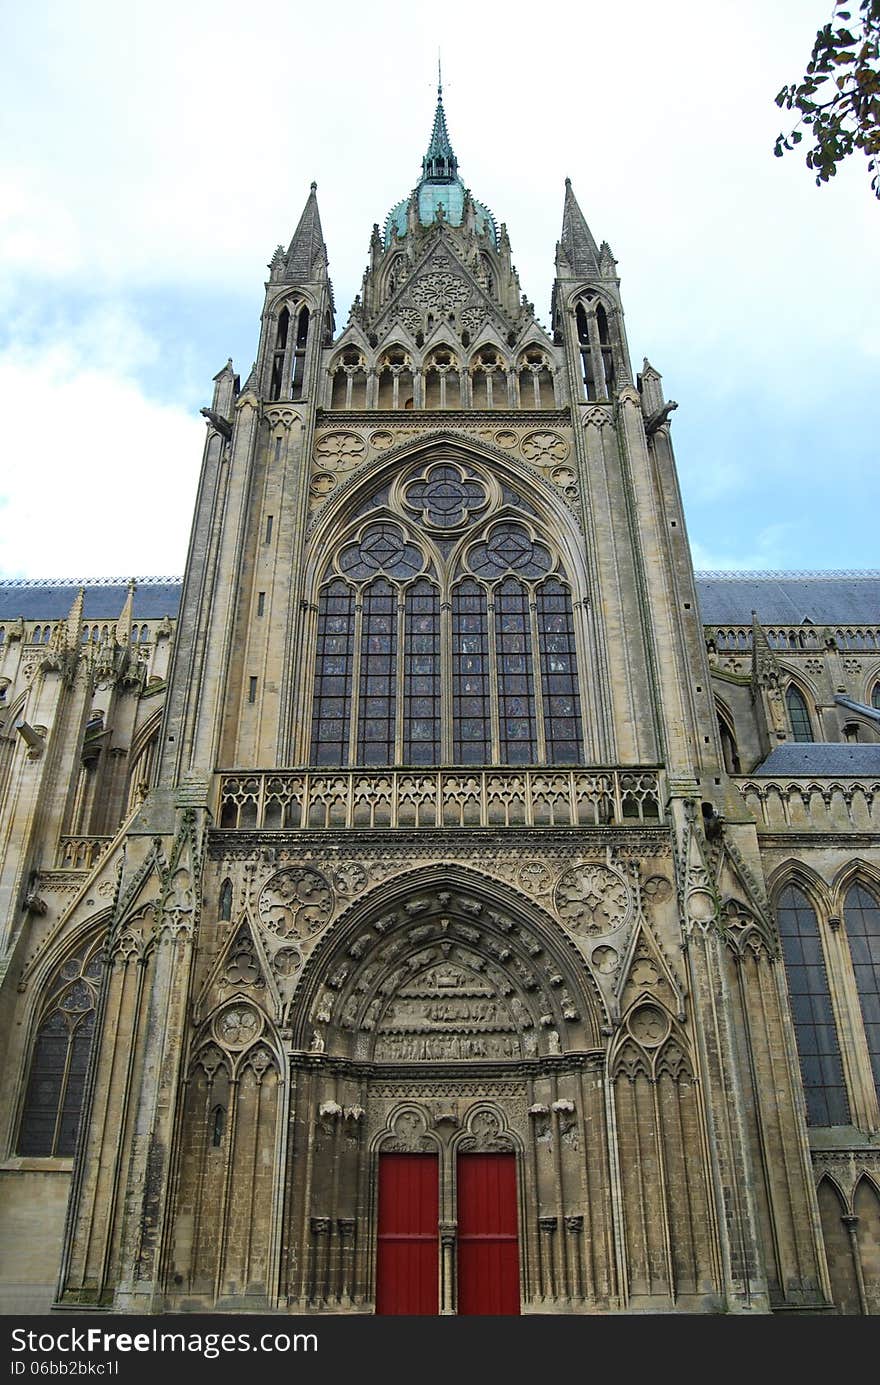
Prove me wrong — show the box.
[376,1152,519,1315]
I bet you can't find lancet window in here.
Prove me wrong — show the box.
[17,941,102,1157]
[786,684,814,742]
[269,301,310,401]
[575,295,616,403]
[776,885,849,1127]
[308,459,584,767]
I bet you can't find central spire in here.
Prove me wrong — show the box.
[422,64,457,182]
[383,69,497,246]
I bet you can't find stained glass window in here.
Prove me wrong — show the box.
[404,580,441,763]
[495,578,537,764]
[777,885,850,1127]
[357,579,397,764]
[309,499,585,767]
[17,945,101,1157]
[537,579,583,764]
[403,464,487,530]
[786,685,814,742]
[452,580,491,763]
[311,580,354,765]
[843,884,880,1098]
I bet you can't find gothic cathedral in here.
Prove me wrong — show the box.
[1,86,879,1316]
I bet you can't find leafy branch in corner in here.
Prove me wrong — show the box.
[775,0,880,197]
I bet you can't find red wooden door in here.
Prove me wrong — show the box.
[375,1153,439,1315]
[457,1153,520,1315]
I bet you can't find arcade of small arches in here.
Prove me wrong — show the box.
[327,343,559,412]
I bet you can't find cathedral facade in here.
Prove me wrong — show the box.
[1,89,879,1316]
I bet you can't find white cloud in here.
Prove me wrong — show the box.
[0,0,876,574]
[0,321,201,578]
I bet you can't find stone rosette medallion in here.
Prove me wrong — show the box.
[258,866,334,942]
[554,861,631,937]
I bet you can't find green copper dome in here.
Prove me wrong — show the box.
[383,83,497,247]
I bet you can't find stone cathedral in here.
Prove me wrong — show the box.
[1,87,879,1317]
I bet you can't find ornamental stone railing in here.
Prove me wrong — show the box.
[735,777,880,832]
[217,767,663,832]
[709,624,880,653]
[56,836,114,870]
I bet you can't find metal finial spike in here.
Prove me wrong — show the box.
[438,52,443,99]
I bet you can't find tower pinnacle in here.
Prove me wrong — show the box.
[559,177,601,277]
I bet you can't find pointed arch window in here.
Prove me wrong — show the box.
[17,942,102,1157]
[596,303,615,398]
[776,885,849,1127]
[843,883,880,1099]
[270,307,289,401]
[575,303,597,401]
[308,495,584,768]
[786,684,814,742]
[872,682,880,711]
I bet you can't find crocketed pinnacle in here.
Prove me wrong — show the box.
[560,177,601,277]
[286,182,328,281]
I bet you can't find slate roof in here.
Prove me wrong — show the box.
[0,581,182,621]
[753,743,880,776]
[2,573,878,627]
[694,573,880,625]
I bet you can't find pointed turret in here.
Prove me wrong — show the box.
[116,580,136,647]
[558,178,601,278]
[65,587,84,650]
[284,182,328,282]
[422,73,458,182]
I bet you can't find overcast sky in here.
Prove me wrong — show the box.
[0,0,877,580]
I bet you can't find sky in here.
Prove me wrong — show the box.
[0,0,877,580]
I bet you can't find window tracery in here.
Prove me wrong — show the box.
[308,458,584,767]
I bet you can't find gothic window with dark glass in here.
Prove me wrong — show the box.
[308,462,585,767]
[843,883,880,1100]
[596,303,615,398]
[776,885,850,1127]
[17,942,102,1157]
[270,307,289,402]
[786,684,814,742]
[576,301,596,401]
[291,307,309,399]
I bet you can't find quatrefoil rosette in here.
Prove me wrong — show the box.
[401,463,488,531]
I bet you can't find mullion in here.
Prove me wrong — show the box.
[537,579,584,765]
[495,578,536,765]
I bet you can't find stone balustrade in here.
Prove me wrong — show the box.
[217,767,663,831]
[736,777,880,832]
[56,836,114,870]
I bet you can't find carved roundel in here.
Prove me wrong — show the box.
[518,861,553,896]
[213,1003,263,1050]
[627,1004,670,1049]
[590,945,618,975]
[554,862,631,937]
[521,430,568,464]
[258,867,334,941]
[410,271,469,312]
[314,431,366,468]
